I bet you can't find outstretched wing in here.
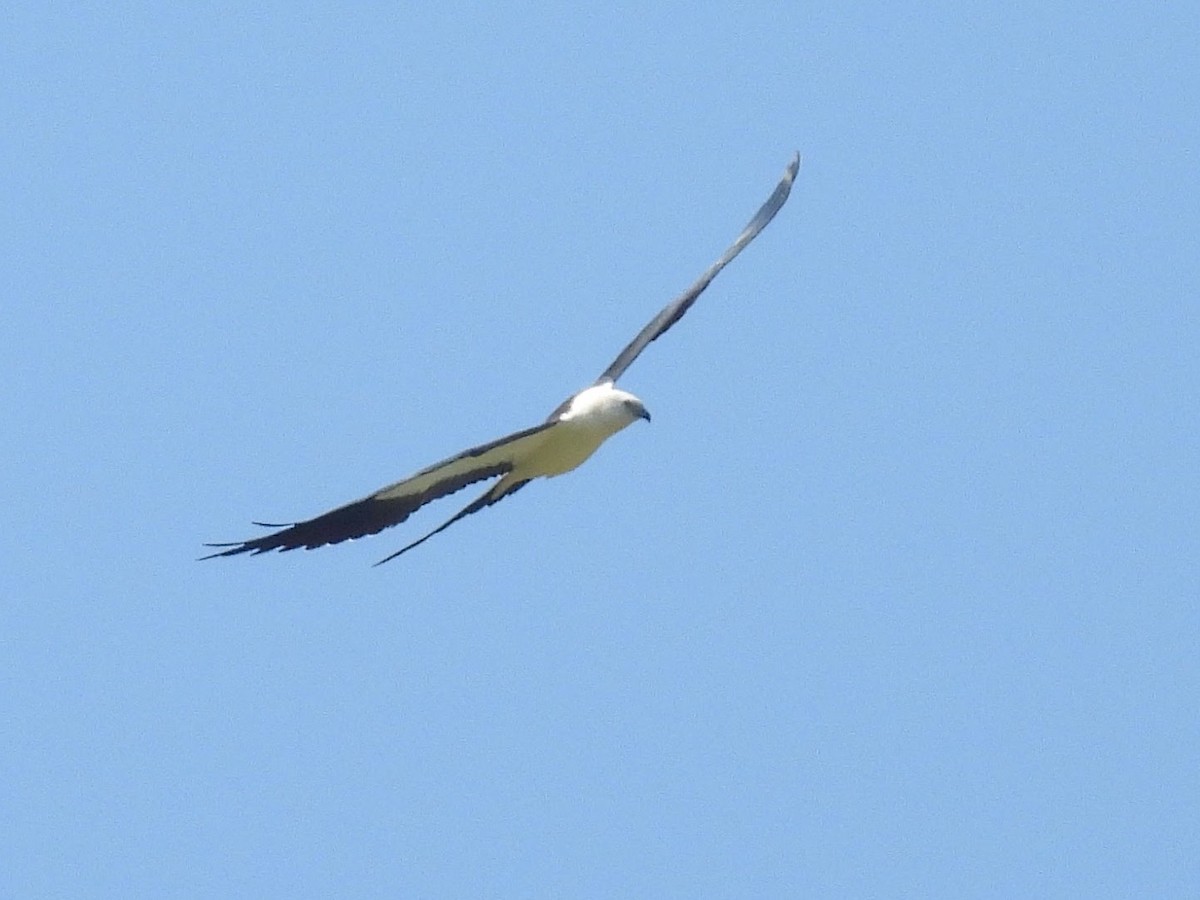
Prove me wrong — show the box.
[202,420,557,558]
[596,152,800,385]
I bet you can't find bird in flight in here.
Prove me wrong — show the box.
[205,153,800,565]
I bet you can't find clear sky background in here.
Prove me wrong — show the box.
[3,3,1198,897]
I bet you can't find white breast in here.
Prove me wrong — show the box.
[517,383,644,478]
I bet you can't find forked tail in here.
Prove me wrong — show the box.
[373,476,531,566]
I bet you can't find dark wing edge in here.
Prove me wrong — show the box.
[372,476,531,566]
[596,152,801,385]
[201,420,556,559]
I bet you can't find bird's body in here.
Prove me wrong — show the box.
[533,383,649,478]
[205,154,799,564]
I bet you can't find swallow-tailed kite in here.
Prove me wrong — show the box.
[205,153,800,565]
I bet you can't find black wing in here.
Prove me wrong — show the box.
[202,420,556,558]
[596,152,800,385]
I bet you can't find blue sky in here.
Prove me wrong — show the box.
[4,2,1198,896]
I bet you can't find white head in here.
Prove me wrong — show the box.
[562,382,651,427]
[610,386,651,424]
